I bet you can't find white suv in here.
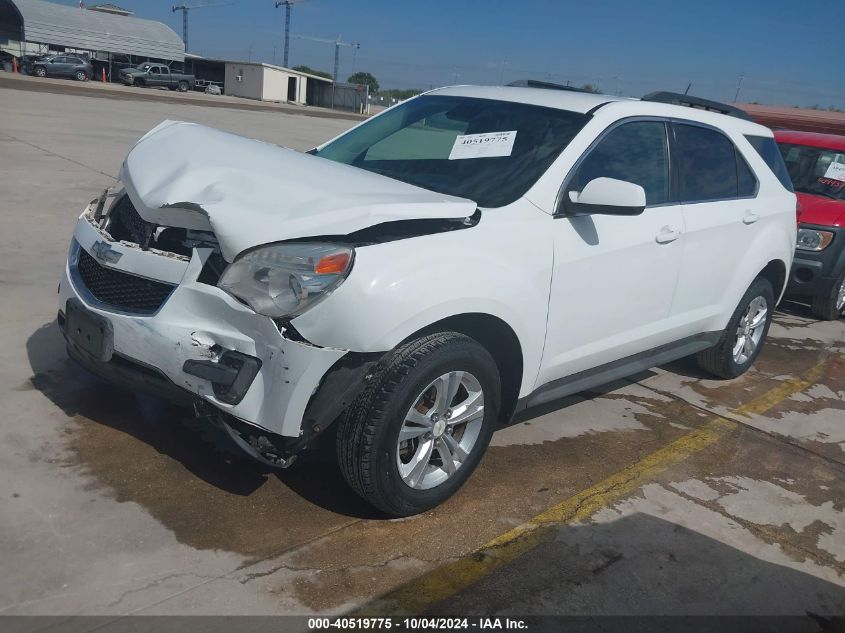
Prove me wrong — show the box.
[59,86,796,516]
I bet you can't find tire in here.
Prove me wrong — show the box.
[337,332,500,517]
[810,269,845,321]
[34,66,46,78]
[75,70,87,82]
[696,276,775,379]
[177,81,189,92]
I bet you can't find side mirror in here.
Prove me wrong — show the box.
[565,177,646,216]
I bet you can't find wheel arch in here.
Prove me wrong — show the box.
[758,258,788,302]
[400,312,524,425]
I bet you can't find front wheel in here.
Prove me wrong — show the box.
[696,276,775,378]
[811,269,845,321]
[34,66,46,78]
[337,332,500,517]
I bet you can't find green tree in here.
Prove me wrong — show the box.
[347,71,379,93]
[293,65,333,80]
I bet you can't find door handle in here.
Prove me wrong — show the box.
[655,226,681,244]
[743,210,760,225]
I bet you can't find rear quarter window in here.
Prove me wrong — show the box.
[745,135,794,192]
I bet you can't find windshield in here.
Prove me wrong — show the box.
[137,63,153,71]
[778,142,845,201]
[315,95,590,207]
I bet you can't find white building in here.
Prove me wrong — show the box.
[223,61,331,105]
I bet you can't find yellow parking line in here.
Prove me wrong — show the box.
[358,358,830,616]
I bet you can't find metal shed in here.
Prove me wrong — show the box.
[223,61,331,105]
[0,0,184,61]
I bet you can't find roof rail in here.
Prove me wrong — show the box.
[642,91,750,120]
[507,79,596,94]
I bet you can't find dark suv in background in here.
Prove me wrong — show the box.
[30,55,92,82]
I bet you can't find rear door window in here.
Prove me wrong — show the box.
[674,124,740,202]
[737,151,758,197]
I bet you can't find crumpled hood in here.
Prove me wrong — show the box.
[119,121,477,261]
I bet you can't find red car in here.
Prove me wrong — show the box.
[775,130,845,319]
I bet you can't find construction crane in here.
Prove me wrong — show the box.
[172,2,231,53]
[291,33,359,83]
[274,0,305,69]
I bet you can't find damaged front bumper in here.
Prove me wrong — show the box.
[59,198,372,457]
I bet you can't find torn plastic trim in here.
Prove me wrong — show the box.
[193,351,381,467]
[194,401,297,468]
[297,351,381,443]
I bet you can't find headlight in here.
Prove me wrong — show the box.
[796,228,834,251]
[218,242,353,317]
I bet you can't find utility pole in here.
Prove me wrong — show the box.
[291,34,360,109]
[351,42,359,75]
[275,1,304,68]
[734,73,744,103]
[498,60,508,86]
[172,2,230,53]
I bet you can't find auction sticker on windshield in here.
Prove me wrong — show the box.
[824,159,845,182]
[449,130,517,160]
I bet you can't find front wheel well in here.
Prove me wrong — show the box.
[403,313,523,425]
[758,259,787,300]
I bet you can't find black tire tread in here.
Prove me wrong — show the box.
[696,277,774,379]
[337,332,491,516]
[810,269,845,321]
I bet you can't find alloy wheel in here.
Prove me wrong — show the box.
[733,295,768,364]
[837,277,845,315]
[396,371,484,490]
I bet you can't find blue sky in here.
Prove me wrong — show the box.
[62,0,844,107]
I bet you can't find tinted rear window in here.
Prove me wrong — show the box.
[674,124,738,201]
[745,135,793,191]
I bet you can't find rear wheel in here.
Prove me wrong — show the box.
[177,81,189,92]
[75,70,87,82]
[337,332,500,517]
[696,277,774,378]
[810,269,845,321]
